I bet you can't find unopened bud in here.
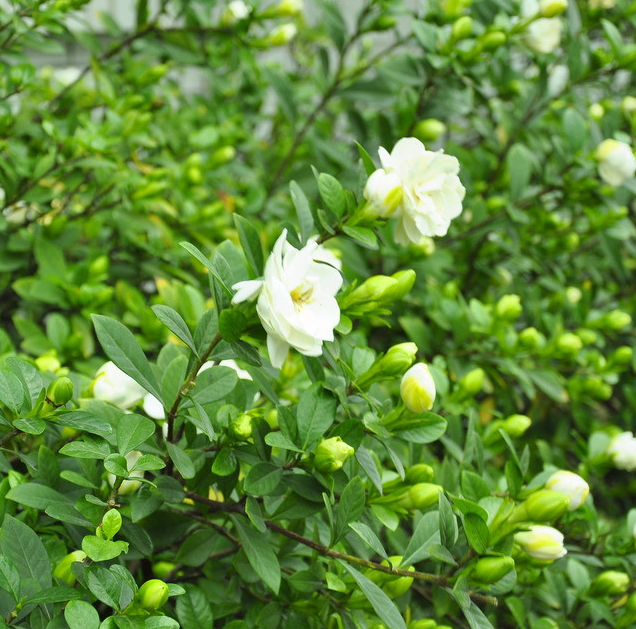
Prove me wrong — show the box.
[545,470,589,510]
[452,16,473,40]
[314,437,354,473]
[481,31,507,50]
[589,570,630,596]
[605,309,632,331]
[210,145,236,165]
[371,15,397,30]
[518,327,546,349]
[137,579,169,611]
[524,489,569,522]
[413,119,447,142]
[622,96,636,114]
[378,343,418,377]
[349,275,399,305]
[565,286,582,304]
[47,376,74,406]
[472,556,515,584]
[229,413,252,440]
[400,483,443,510]
[539,0,568,17]
[588,103,605,121]
[459,367,485,396]
[53,550,86,585]
[556,332,583,354]
[495,294,522,320]
[271,0,303,17]
[612,346,633,364]
[501,414,532,437]
[265,23,298,46]
[405,463,435,484]
[401,363,436,412]
[390,269,416,299]
[35,353,61,373]
[408,621,437,629]
[152,561,177,579]
[514,525,566,561]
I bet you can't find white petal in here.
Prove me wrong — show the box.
[267,334,289,369]
[231,279,263,304]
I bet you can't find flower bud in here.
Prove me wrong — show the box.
[595,140,636,187]
[378,343,418,377]
[47,376,74,406]
[222,0,251,24]
[565,286,582,304]
[413,119,447,142]
[472,556,515,584]
[577,328,597,345]
[523,489,569,522]
[622,96,636,114]
[611,346,633,364]
[271,0,303,17]
[408,621,437,629]
[544,471,589,511]
[514,525,566,561]
[363,170,403,218]
[152,561,177,579]
[501,414,532,438]
[137,579,169,611]
[606,431,636,471]
[265,23,298,46]
[452,16,473,40]
[348,275,399,305]
[588,103,605,121]
[390,270,416,299]
[210,145,237,165]
[605,309,632,331]
[229,413,252,441]
[540,0,568,16]
[589,570,630,596]
[314,437,354,473]
[458,367,485,396]
[495,294,522,320]
[36,353,62,373]
[481,31,507,50]
[400,363,436,412]
[400,483,443,510]
[518,327,546,349]
[556,332,583,355]
[404,463,435,484]
[53,550,86,585]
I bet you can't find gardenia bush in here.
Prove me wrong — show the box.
[0,0,635,628]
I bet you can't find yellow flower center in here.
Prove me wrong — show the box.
[290,281,314,309]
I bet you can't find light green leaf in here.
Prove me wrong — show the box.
[116,413,156,455]
[234,214,264,276]
[243,462,283,496]
[151,305,198,356]
[334,477,365,543]
[290,181,314,244]
[297,383,336,448]
[166,442,196,480]
[65,600,101,629]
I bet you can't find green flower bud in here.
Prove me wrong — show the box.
[518,327,547,349]
[35,353,61,373]
[399,483,443,510]
[391,269,416,299]
[495,294,522,320]
[349,275,399,305]
[229,413,252,441]
[408,621,437,629]
[612,346,633,364]
[472,556,515,584]
[210,145,236,166]
[152,561,177,579]
[556,332,583,355]
[371,15,397,30]
[401,363,436,412]
[524,489,569,523]
[622,96,636,114]
[413,119,447,142]
[314,437,354,473]
[588,103,605,121]
[626,591,636,612]
[46,376,74,407]
[271,0,303,17]
[52,550,86,586]
[539,0,568,17]
[137,579,169,611]
[589,570,630,596]
[452,16,473,40]
[480,31,507,50]
[501,414,532,437]
[577,328,598,345]
[605,310,632,331]
[264,23,298,46]
[459,368,485,396]
[565,286,582,304]
[404,463,435,484]
[378,343,418,377]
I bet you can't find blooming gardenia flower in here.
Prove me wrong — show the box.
[522,0,562,54]
[368,137,465,245]
[232,231,343,368]
[514,525,567,561]
[400,363,436,413]
[545,470,590,511]
[596,139,636,187]
[93,361,146,410]
[607,431,636,471]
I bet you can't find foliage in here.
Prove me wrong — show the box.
[0,0,635,628]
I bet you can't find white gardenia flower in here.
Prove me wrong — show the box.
[607,431,636,471]
[400,363,436,413]
[545,470,590,511]
[228,0,250,19]
[523,17,562,53]
[199,359,253,381]
[93,361,146,410]
[514,525,567,561]
[232,230,343,369]
[142,393,165,420]
[368,137,465,245]
[596,139,636,187]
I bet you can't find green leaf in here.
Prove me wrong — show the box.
[334,477,366,543]
[211,447,237,476]
[234,214,264,276]
[45,502,93,527]
[151,305,198,356]
[101,509,123,540]
[219,309,247,343]
[13,417,46,435]
[297,383,336,448]
[461,471,491,502]
[60,437,111,459]
[191,366,239,406]
[463,512,490,554]
[232,516,281,594]
[0,555,20,601]
[56,411,113,438]
[104,454,129,477]
[462,600,496,629]
[166,442,196,479]
[402,512,441,566]
[117,413,156,455]
[562,108,587,152]
[506,143,533,202]
[0,371,25,415]
[263,432,304,453]
[92,315,163,403]
[82,536,129,562]
[180,242,233,298]
[243,462,283,496]
[396,413,447,444]
[27,585,82,605]
[341,225,378,249]
[86,566,124,610]
[318,173,346,217]
[355,142,377,176]
[527,369,567,402]
[0,514,51,590]
[348,522,389,561]
[6,482,72,510]
[175,585,214,629]
[65,600,101,629]
[338,561,407,629]
[290,181,314,245]
[439,493,458,548]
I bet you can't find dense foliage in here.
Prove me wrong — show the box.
[0,0,635,628]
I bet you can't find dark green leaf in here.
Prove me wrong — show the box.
[463,513,490,554]
[166,442,196,480]
[152,305,198,356]
[334,477,365,543]
[65,600,100,629]
[297,383,336,448]
[243,462,283,496]
[318,173,346,217]
[234,214,264,276]
[175,585,214,629]
[117,413,156,455]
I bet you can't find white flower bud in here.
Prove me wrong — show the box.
[595,139,636,187]
[400,363,436,413]
[514,525,567,561]
[523,18,563,54]
[266,23,298,46]
[545,470,590,510]
[607,431,636,471]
